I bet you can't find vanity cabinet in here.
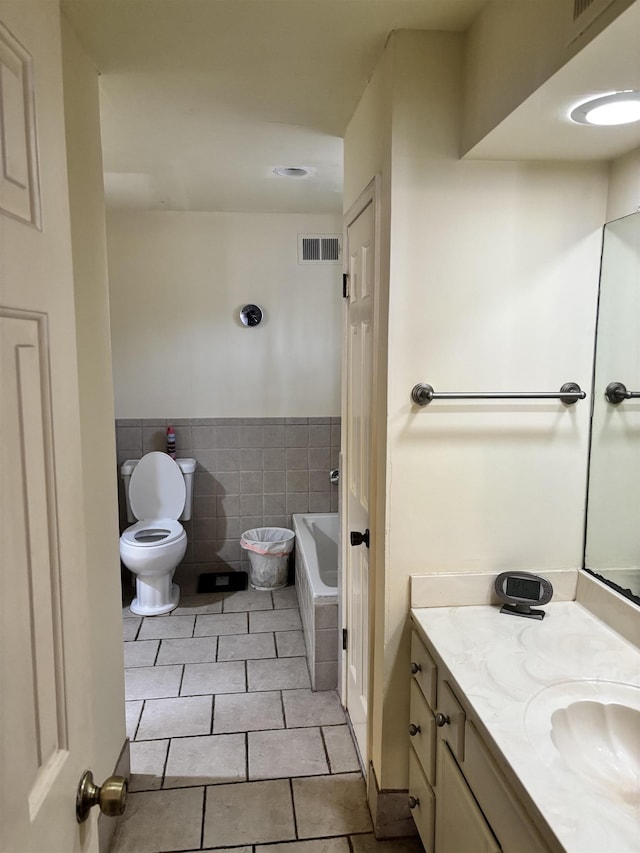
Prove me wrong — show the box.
[409,624,552,853]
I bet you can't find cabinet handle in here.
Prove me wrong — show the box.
[435,712,450,727]
[408,723,421,737]
[410,662,422,675]
[408,796,420,810]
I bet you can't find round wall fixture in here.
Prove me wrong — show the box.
[570,91,640,126]
[240,304,263,327]
[272,166,315,178]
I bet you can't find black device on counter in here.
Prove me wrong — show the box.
[494,571,553,620]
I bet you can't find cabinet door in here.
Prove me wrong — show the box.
[435,744,501,853]
[464,723,551,853]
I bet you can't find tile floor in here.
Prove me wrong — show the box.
[116,586,424,853]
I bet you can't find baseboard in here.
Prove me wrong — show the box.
[98,738,130,853]
[367,764,418,839]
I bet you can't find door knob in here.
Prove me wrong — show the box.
[410,662,422,675]
[409,723,421,736]
[350,529,370,548]
[408,795,420,809]
[435,712,450,727]
[76,770,128,823]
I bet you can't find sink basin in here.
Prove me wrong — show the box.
[525,680,640,804]
[551,700,639,805]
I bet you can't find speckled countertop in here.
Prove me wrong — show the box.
[411,602,640,853]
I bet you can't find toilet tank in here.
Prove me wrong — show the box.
[176,457,196,521]
[121,457,196,522]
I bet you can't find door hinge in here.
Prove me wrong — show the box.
[342,273,349,299]
[342,628,348,651]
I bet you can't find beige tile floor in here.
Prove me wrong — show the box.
[115,586,424,853]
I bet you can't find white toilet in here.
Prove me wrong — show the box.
[120,452,196,616]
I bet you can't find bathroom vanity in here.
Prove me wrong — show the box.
[408,601,640,853]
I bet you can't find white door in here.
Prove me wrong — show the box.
[1,3,99,852]
[342,185,376,766]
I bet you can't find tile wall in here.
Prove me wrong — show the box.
[295,537,340,690]
[115,418,340,585]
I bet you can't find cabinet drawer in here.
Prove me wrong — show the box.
[409,744,436,853]
[409,678,436,785]
[410,630,437,707]
[436,679,465,763]
[464,722,552,853]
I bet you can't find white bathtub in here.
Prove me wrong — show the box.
[292,512,338,598]
[292,512,339,690]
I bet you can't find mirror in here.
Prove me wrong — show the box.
[584,211,640,605]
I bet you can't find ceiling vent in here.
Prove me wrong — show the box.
[569,0,616,41]
[298,234,342,265]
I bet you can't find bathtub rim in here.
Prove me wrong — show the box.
[292,512,339,602]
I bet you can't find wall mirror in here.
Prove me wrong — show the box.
[584,210,640,605]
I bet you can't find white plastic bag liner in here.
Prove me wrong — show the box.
[240,527,295,591]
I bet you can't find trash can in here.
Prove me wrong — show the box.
[240,527,295,591]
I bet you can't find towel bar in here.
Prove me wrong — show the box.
[410,382,585,407]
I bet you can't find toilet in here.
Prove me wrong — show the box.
[120,452,196,616]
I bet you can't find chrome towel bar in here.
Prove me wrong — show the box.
[411,382,585,407]
[605,382,640,404]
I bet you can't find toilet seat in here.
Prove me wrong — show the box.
[121,518,184,548]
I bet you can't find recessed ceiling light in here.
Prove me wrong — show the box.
[570,91,640,126]
[272,166,314,178]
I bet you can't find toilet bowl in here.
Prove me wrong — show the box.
[119,452,195,616]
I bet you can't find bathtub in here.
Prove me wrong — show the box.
[292,513,339,691]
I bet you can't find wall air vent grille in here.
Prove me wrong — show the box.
[574,0,596,18]
[298,234,342,264]
[569,0,615,41]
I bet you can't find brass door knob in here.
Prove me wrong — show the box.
[76,770,128,823]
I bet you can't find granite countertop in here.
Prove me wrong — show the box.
[411,601,640,853]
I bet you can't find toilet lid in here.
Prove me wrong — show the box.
[129,452,186,521]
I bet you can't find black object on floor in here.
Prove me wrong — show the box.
[197,570,248,594]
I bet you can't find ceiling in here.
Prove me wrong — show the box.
[61,0,488,213]
[466,1,640,160]
[61,0,640,214]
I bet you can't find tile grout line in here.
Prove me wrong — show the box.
[123,770,364,797]
[199,785,206,850]
[245,730,249,783]
[133,698,144,741]
[319,724,333,774]
[177,661,186,698]
[160,734,171,791]
[288,777,299,841]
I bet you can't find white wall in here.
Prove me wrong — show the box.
[342,45,393,785]
[607,146,640,220]
[106,211,342,418]
[345,29,610,792]
[61,13,126,789]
